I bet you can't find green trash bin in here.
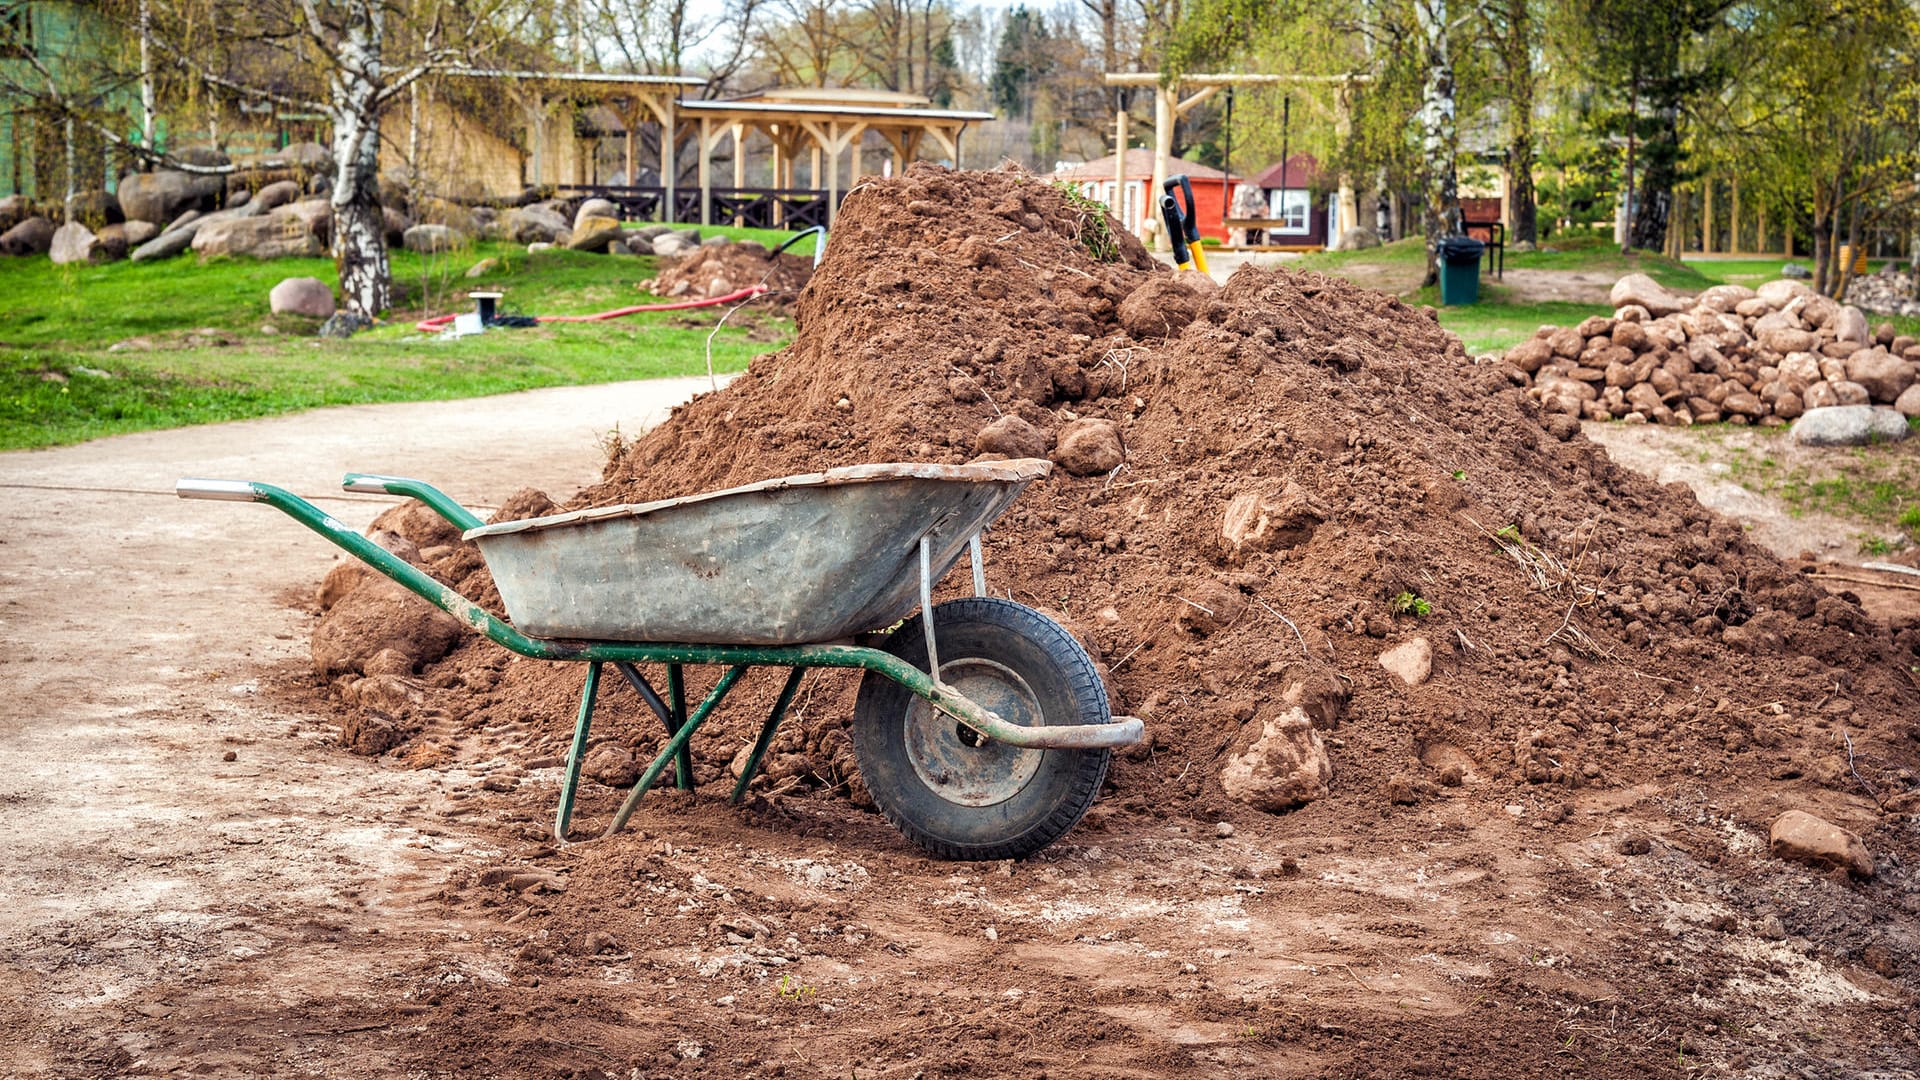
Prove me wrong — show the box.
[1438,235,1485,305]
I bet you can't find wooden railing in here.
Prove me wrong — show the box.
[556,185,834,230]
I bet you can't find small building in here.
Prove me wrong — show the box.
[1250,153,1330,249]
[1050,149,1239,244]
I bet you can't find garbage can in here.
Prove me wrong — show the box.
[1438,235,1486,306]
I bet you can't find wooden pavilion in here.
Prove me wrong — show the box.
[438,73,992,229]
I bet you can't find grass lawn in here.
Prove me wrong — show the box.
[0,224,805,451]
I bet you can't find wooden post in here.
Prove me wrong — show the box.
[661,99,677,224]
[1759,205,1768,256]
[826,120,840,227]
[1335,80,1358,249]
[1113,106,1129,228]
[731,125,745,188]
[698,116,712,226]
[1151,83,1174,249]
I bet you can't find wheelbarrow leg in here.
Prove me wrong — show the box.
[730,667,807,804]
[613,662,694,791]
[606,664,749,837]
[668,664,694,790]
[555,661,603,844]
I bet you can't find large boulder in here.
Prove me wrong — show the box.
[1756,278,1815,309]
[1790,405,1912,446]
[506,204,568,244]
[122,220,159,247]
[251,179,301,214]
[1608,273,1689,317]
[1894,384,1920,418]
[66,188,121,228]
[650,230,697,257]
[93,223,129,262]
[1843,348,1913,403]
[270,276,336,318]
[403,223,458,253]
[1,215,55,256]
[193,213,325,259]
[271,141,333,175]
[567,215,624,253]
[48,222,100,265]
[118,169,224,224]
[574,197,620,230]
[276,199,333,247]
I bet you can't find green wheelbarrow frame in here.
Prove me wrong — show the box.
[177,475,1144,846]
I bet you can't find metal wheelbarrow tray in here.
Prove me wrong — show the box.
[179,461,1144,861]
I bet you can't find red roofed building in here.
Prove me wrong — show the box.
[1049,149,1240,244]
[1250,153,1330,248]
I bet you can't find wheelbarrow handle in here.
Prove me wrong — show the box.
[340,472,486,533]
[176,478,261,502]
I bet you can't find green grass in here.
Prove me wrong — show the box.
[0,228,803,450]
[1700,429,1920,544]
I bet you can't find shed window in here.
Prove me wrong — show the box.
[1267,189,1311,235]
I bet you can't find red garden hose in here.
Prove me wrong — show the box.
[413,285,768,334]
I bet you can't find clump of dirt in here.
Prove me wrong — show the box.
[317,162,1920,831]
[639,241,814,310]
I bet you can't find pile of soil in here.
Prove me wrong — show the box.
[1508,275,1920,425]
[318,162,1920,830]
[639,241,814,309]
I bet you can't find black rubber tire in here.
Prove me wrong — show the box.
[852,597,1113,860]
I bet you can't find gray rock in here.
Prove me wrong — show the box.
[318,311,373,339]
[608,241,631,256]
[1,215,55,255]
[1781,263,1811,279]
[506,205,568,244]
[274,200,333,247]
[193,212,323,259]
[630,224,672,242]
[49,222,100,265]
[702,234,730,246]
[651,232,695,257]
[403,223,458,254]
[624,235,654,256]
[1789,405,1912,447]
[93,223,129,262]
[270,276,336,318]
[1338,226,1382,250]
[465,257,499,279]
[66,188,121,228]
[122,220,159,247]
[271,141,333,174]
[130,224,197,262]
[118,169,224,225]
[252,180,301,214]
[573,197,619,231]
[1608,273,1690,317]
[227,189,252,209]
[382,206,411,246]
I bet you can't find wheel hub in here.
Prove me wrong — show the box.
[904,658,1044,807]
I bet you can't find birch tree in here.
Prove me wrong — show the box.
[145,0,529,317]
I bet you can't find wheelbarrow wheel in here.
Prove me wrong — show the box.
[852,597,1113,860]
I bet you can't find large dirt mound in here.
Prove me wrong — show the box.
[323,163,1919,825]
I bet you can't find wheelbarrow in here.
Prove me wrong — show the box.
[177,460,1144,860]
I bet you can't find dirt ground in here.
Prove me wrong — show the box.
[2,372,1915,1078]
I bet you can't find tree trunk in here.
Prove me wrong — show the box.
[1504,0,1536,244]
[329,6,392,319]
[138,0,156,156]
[1811,212,1831,297]
[1414,0,1460,287]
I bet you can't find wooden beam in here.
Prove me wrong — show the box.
[1702,179,1713,254]
[1106,72,1373,87]
[1174,85,1219,116]
[699,116,712,226]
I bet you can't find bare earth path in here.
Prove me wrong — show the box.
[1,383,1910,1078]
[0,379,712,1076]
